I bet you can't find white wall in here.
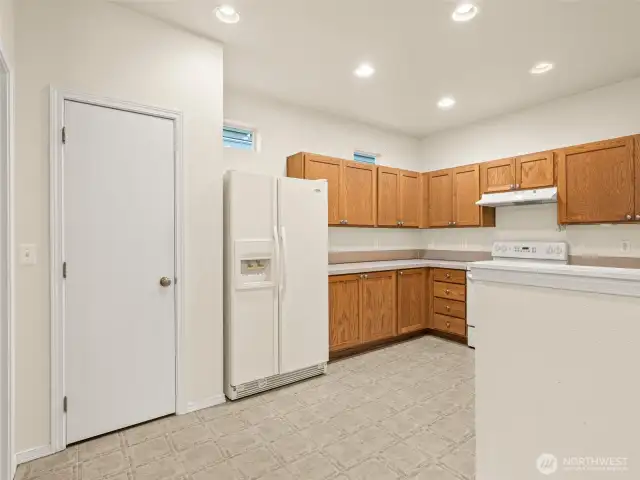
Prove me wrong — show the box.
[15,0,224,453]
[0,0,14,477]
[421,76,640,257]
[224,89,424,251]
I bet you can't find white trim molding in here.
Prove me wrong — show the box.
[185,394,227,414]
[15,445,54,466]
[49,88,186,454]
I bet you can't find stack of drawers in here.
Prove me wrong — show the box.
[431,268,467,338]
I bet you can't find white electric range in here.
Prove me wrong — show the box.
[466,241,568,348]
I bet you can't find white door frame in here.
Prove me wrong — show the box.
[0,36,14,480]
[49,88,186,452]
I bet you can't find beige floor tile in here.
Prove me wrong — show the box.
[124,421,166,446]
[160,413,201,433]
[298,421,345,447]
[191,461,244,480]
[405,430,454,459]
[231,446,281,480]
[358,400,398,422]
[379,442,431,476]
[252,417,295,443]
[262,394,304,416]
[353,426,396,456]
[180,440,224,473]
[81,450,129,480]
[288,452,339,480]
[283,406,324,430]
[29,447,78,475]
[326,408,371,435]
[170,424,215,452]
[323,434,372,469]
[78,433,122,461]
[130,436,172,466]
[257,467,297,480]
[269,432,317,463]
[429,410,474,443]
[441,447,476,479]
[30,466,79,480]
[409,464,462,480]
[133,456,185,480]
[237,404,277,425]
[217,429,264,457]
[196,404,235,422]
[346,458,399,480]
[379,411,426,440]
[207,415,248,437]
[378,390,417,412]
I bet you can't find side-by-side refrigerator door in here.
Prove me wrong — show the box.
[227,171,280,387]
[277,177,329,374]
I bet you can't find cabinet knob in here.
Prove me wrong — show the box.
[401,221,405,226]
[445,289,450,295]
[446,273,451,278]
[446,321,451,328]
[446,305,451,311]
[515,184,520,189]
[344,220,348,224]
[360,274,364,278]
[364,274,368,279]
[453,222,457,226]
[636,215,640,221]
[510,184,514,189]
[399,271,404,275]
[626,214,633,221]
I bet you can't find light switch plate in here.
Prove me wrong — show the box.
[19,244,37,265]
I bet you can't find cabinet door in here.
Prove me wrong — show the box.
[480,158,516,193]
[342,160,376,226]
[453,164,481,227]
[516,152,554,190]
[558,137,635,224]
[361,271,397,343]
[420,173,429,228]
[399,170,421,228]
[377,166,400,227]
[304,154,342,225]
[428,169,453,227]
[328,275,361,352]
[636,135,640,220]
[397,268,427,334]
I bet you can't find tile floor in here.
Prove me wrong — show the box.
[17,336,475,480]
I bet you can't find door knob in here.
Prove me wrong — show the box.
[160,277,172,287]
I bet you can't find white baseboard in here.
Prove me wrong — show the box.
[15,444,53,465]
[185,394,226,414]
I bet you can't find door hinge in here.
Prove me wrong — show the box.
[62,126,67,144]
[63,396,67,413]
[63,262,67,279]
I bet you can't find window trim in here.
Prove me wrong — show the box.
[223,120,259,152]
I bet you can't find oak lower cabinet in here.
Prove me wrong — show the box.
[558,136,639,224]
[361,271,397,342]
[397,268,428,334]
[431,269,467,339]
[328,274,361,351]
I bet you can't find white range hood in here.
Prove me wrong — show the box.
[476,187,557,207]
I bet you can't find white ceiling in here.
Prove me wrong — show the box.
[124,0,640,137]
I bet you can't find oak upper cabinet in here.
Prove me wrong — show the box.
[342,160,377,226]
[287,153,342,225]
[377,166,400,227]
[397,268,428,334]
[361,271,397,343]
[428,169,453,227]
[453,164,481,227]
[377,167,421,227]
[399,170,421,227]
[636,136,640,218]
[328,274,361,352]
[287,153,376,227]
[480,158,516,193]
[515,152,554,190]
[420,173,430,228]
[558,136,636,224]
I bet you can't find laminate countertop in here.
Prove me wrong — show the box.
[328,259,469,276]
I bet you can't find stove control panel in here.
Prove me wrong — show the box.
[491,241,568,262]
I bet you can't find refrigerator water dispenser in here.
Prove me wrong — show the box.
[234,239,275,290]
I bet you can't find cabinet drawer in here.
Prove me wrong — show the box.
[433,282,466,301]
[433,314,466,337]
[433,298,466,319]
[433,269,466,285]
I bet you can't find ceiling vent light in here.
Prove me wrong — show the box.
[354,63,375,78]
[438,97,456,110]
[530,62,554,75]
[215,4,240,24]
[452,3,479,22]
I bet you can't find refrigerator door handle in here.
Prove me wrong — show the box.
[279,226,288,298]
[273,225,281,290]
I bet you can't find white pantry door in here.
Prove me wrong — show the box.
[64,100,176,444]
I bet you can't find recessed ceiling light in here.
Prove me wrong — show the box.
[452,3,479,22]
[530,62,554,75]
[215,4,240,24]
[354,63,375,78]
[438,97,456,110]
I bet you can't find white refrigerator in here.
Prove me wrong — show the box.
[223,171,329,400]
